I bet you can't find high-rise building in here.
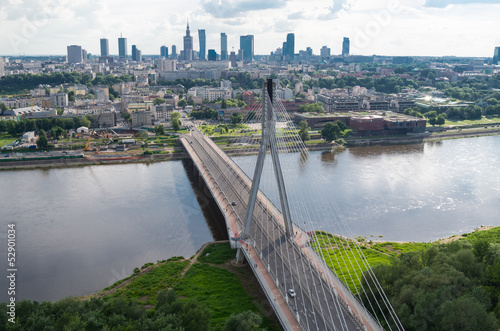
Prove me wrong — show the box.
[229,51,237,67]
[118,36,127,58]
[100,38,109,57]
[494,47,500,65]
[240,35,254,63]
[183,21,194,61]
[0,57,5,77]
[342,37,350,57]
[220,33,228,60]
[286,33,294,60]
[320,46,331,58]
[67,45,83,64]
[171,45,177,59]
[207,49,217,61]
[131,45,142,62]
[160,46,168,58]
[132,45,137,61]
[198,29,206,60]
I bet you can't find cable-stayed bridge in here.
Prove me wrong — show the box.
[180,79,402,331]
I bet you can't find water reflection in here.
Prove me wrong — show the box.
[347,143,425,158]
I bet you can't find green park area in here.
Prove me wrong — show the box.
[0,133,19,148]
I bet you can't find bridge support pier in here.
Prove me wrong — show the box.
[235,247,246,264]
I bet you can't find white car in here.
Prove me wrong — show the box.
[288,289,296,298]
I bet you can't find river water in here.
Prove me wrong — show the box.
[1,135,500,302]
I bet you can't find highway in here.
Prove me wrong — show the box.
[182,127,378,331]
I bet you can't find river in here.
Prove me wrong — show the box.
[1,135,499,302]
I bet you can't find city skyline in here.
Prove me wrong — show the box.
[1,0,500,57]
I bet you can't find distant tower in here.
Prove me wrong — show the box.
[132,45,137,61]
[240,35,254,63]
[207,49,217,61]
[183,20,194,61]
[320,46,331,58]
[221,33,228,60]
[286,33,294,61]
[67,45,83,64]
[160,46,169,58]
[198,29,206,60]
[171,45,177,59]
[494,47,500,65]
[118,35,127,58]
[342,37,350,57]
[100,38,109,57]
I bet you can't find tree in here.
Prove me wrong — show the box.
[336,120,347,131]
[230,113,243,124]
[223,310,263,331]
[298,120,310,142]
[171,118,181,131]
[153,98,166,105]
[0,103,7,115]
[37,130,48,148]
[221,99,227,109]
[178,99,187,108]
[436,114,446,126]
[321,122,340,143]
[51,126,64,140]
[154,124,165,136]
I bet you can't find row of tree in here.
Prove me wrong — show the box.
[0,116,93,136]
[1,289,265,330]
[0,72,134,95]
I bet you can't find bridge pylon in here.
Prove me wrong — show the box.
[242,78,294,241]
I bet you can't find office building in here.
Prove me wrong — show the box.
[118,36,127,58]
[171,45,177,59]
[240,35,254,63]
[320,46,331,58]
[286,33,294,60]
[229,51,237,67]
[67,45,83,64]
[183,21,194,61]
[100,38,109,57]
[198,29,206,60]
[160,46,168,58]
[208,49,217,61]
[134,48,142,62]
[221,33,228,60]
[342,37,350,57]
[494,47,500,65]
[50,92,69,108]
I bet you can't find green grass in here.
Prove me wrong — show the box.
[0,133,19,148]
[370,241,432,257]
[461,226,500,244]
[311,232,394,293]
[444,116,500,127]
[198,243,236,264]
[108,261,188,305]
[174,263,279,331]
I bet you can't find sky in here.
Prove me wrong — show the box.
[0,0,499,57]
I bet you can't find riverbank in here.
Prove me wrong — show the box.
[1,126,499,170]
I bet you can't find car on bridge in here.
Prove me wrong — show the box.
[232,200,237,206]
[288,289,296,298]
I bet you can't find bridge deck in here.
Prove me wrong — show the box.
[181,128,382,331]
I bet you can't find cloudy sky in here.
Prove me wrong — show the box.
[0,0,499,57]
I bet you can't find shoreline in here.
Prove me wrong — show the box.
[1,127,499,170]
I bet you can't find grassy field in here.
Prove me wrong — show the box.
[0,133,19,148]
[443,116,500,127]
[100,243,281,331]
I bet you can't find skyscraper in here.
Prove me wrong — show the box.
[207,49,217,61]
[132,45,137,61]
[67,45,83,64]
[118,36,127,58]
[171,45,177,59]
[161,46,168,58]
[240,35,254,63]
[286,33,295,61]
[342,37,350,57]
[221,33,228,60]
[494,47,500,65]
[198,29,206,60]
[320,46,331,58]
[100,38,109,57]
[183,21,194,61]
